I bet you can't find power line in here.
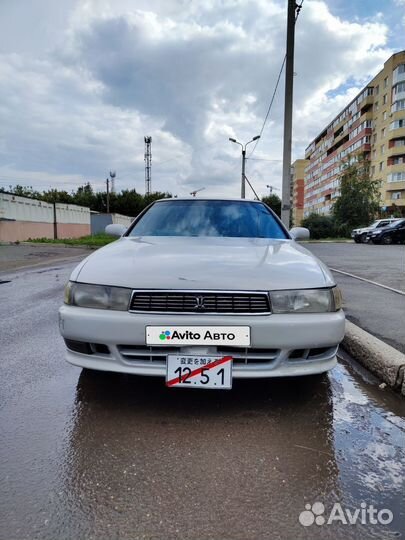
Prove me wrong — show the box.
[248,54,286,158]
[248,0,304,159]
[248,158,283,162]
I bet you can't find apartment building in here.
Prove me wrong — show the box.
[291,159,309,225]
[303,51,405,218]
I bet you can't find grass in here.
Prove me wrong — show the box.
[301,237,352,243]
[28,233,115,248]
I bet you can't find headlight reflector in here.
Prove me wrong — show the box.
[270,287,342,313]
[64,282,132,311]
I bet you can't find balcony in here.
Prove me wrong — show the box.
[393,68,405,86]
[388,127,405,139]
[387,161,405,174]
[385,180,405,191]
[393,90,405,102]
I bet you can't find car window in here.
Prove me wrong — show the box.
[377,221,388,228]
[127,200,288,239]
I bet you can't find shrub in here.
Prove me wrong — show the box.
[301,214,338,239]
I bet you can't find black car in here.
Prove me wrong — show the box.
[368,218,405,244]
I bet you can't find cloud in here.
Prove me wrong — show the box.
[0,0,396,198]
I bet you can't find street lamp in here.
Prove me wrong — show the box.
[229,136,260,198]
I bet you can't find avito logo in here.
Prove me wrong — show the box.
[159,330,171,340]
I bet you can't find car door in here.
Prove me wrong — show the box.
[398,222,405,242]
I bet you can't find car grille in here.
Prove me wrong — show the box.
[117,345,280,365]
[129,290,271,314]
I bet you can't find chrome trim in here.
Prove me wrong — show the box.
[128,289,272,315]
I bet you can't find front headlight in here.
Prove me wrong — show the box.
[64,281,132,311]
[270,287,342,313]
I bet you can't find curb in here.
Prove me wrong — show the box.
[342,320,405,396]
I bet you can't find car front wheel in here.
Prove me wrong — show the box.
[360,233,368,243]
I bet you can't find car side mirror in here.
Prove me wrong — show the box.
[289,227,310,241]
[105,224,126,237]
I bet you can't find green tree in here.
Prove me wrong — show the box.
[262,194,281,217]
[5,184,42,199]
[41,188,73,204]
[72,182,97,208]
[332,153,381,235]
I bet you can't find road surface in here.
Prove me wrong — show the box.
[0,258,404,540]
[307,243,405,353]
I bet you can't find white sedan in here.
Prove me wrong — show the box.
[59,198,345,389]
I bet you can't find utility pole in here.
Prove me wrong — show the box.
[144,136,152,195]
[281,0,297,227]
[106,178,110,213]
[241,148,246,199]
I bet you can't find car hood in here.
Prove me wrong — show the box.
[72,236,335,291]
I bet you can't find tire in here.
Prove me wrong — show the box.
[354,237,360,243]
[382,235,393,245]
[360,233,368,243]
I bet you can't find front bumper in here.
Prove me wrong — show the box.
[59,306,345,378]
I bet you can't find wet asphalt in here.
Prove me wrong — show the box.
[0,259,404,540]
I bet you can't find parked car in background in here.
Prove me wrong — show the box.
[59,198,344,389]
[367,218,405,244]
[351,218,400,243]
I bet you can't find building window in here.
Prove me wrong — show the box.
[391,192,403,200]
[373,133,377,143]
[383,111,387,120]
[381,144,385,154]
[392,99,405,112]
[394,81,405,93]
[390,118,405,130]
[373,149,377,159]
[384,77,388,88]
[371,165,375,176]
[388,172,405,182]
[374,101,379,111]
[383,94,387,105]
[379,161,384,172]
[381,128,386,138]
[375,85,379,95]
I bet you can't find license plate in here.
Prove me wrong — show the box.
[146,326,250,346]
[166,355,232,389]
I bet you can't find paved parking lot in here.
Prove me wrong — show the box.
[306,243,405,353]
[0,259,404,540]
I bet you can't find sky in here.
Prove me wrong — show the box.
[0,0,404,199]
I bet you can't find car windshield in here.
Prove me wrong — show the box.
[389,219,405,228]
[127,200,288,239]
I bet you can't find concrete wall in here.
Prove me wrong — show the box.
[0,193,90,242]
[112,213,134,228]
[55,203,90,238]
[91,213,133,235]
